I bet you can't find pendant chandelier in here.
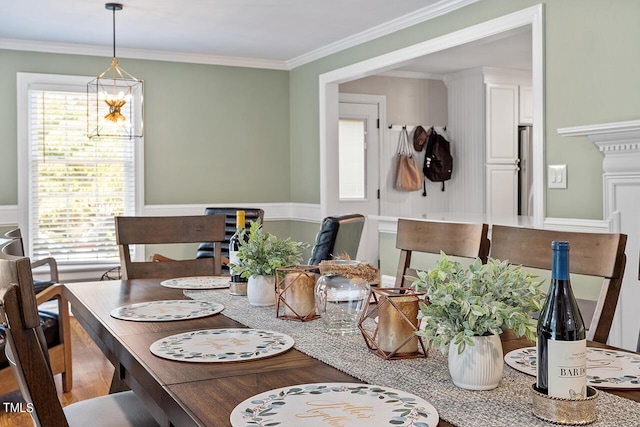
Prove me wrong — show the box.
[87,3,143,139]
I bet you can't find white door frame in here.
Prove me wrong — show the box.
[320,4,545,227]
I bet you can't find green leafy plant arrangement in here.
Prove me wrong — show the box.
[410,252,544,354]
[228,220,309,278]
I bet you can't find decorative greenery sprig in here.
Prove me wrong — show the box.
[410,253,544,354]
[228,220,308,278]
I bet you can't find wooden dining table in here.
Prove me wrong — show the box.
[63,278,640,427]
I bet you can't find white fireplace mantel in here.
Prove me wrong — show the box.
[558,119,640,174]
[558,119,640,351]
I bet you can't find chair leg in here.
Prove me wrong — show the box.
[59,294,73,392]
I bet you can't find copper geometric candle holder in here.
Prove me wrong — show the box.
[275,265,319,321]
[358,287,428,360]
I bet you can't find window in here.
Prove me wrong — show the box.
[338,118,366,199]
[17,73,143,265]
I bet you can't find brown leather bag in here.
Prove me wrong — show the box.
[395,127,423,191]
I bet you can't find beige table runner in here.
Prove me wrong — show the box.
[185,289,640,427]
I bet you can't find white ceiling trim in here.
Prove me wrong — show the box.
[0,0,478,71]
[0,37,289,70]
[286,0,480,69]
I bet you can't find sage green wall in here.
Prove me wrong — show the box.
[289,220,320,262]
[0,49,290,206]
[289,0,640,220]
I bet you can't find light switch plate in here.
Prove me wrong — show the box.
[548,164,567,189]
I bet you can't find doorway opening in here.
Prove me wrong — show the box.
[320,4,545,228]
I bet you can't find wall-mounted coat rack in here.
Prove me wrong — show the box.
[388,124,447,132]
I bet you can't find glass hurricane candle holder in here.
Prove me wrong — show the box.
[275,266,319,321]
[358,287,428,360]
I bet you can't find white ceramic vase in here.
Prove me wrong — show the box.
[247,275,276,307]
[448,334,503,390]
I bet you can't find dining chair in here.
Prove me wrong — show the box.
[4,228,58,291]
[490,225,627,345]
[196,207,264,271]
[0,235,72,395]
[0,252,158,426]
[395,219,490,287]
[116,215,226,280]
[308,213,366,265]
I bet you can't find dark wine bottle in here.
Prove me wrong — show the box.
[229,210,247,283]
[536,241,586,399]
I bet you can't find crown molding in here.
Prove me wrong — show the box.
[1,0,478,71]
[0,38,289,70]
[286,0,481,69]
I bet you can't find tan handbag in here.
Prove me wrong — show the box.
[395,127,423,191]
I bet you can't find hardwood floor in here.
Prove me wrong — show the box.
[0,317,113,426]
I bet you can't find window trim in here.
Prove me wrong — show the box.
[16,72,144,260]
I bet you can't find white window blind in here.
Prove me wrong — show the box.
[27,86,136,264]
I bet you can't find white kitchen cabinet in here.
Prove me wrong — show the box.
[486,164,518,217]
[519,85,534,125]
[486,83,518,164]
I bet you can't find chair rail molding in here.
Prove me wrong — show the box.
[144,203,322,223]
[559,119,640,351]
[0,205,18,226]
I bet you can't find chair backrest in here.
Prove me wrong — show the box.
[0,246,69,426]
[3,229,27,257]
[308,214,365,265]
[490,225,627,344]
[196,208,264,273]
[115,215,226,279]
[1,237,25,257]
[395,219,490,287]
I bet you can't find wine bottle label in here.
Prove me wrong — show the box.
[547,339,587,399]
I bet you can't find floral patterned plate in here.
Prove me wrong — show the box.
[150,328,294,362]
[505,347,640,389]
[110,300,224,322]
[230,382,439,427]
[160,276,230,289]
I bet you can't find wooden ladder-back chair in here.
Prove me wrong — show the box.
[151,208,265,274]
[0,235,72,395]
[395,219,490,287]
[490,225,627,345]
[0,252,158,426]
[116,215,226,279]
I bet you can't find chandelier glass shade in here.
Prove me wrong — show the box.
[87,3,143,139]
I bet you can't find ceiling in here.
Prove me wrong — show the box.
[0,0,531,74]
